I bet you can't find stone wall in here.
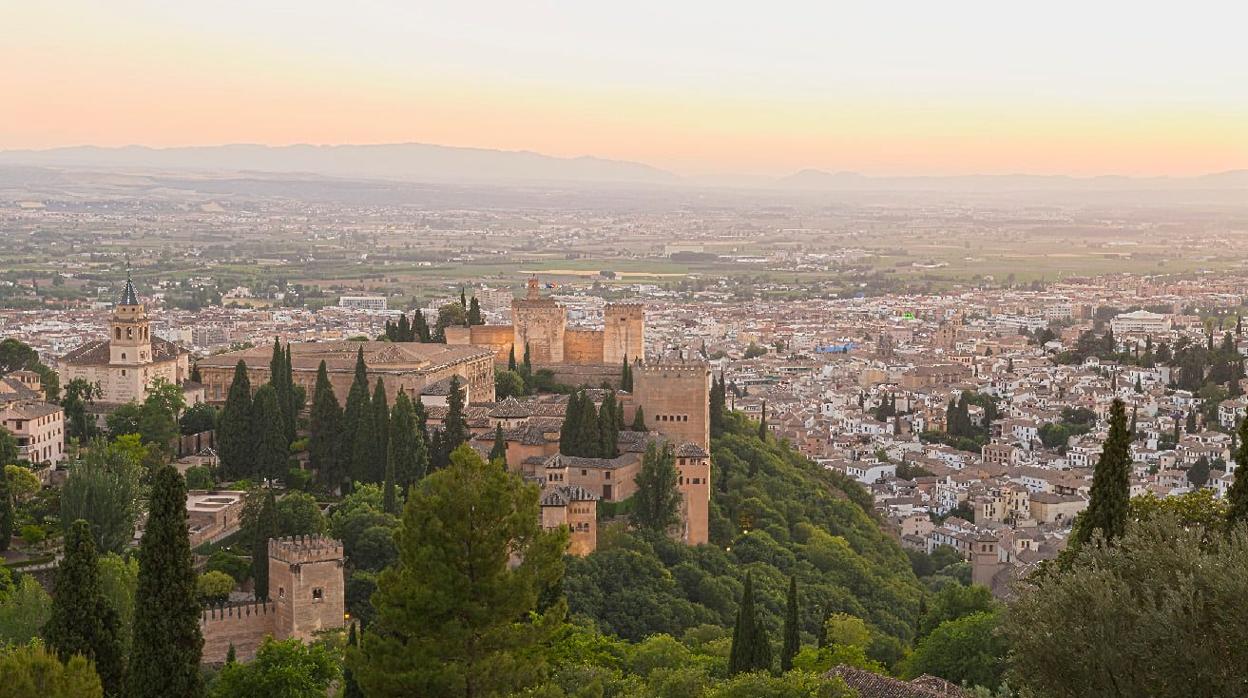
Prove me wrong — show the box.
[562,329,604,365]
[469,324,516,362]
[269,537,346,642]
[201,601,276,664]
[677,454,711,545]
[512,301,566,365]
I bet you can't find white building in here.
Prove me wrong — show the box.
[1110,310,1171,335]
[339,295,388,311]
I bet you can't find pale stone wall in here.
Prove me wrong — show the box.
[562,329,604,365]
[62,357,183,406]
[470,325,516,362]
[512,301,566,365]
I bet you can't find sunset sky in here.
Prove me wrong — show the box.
[4,1,1246,177]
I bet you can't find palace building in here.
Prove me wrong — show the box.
[196,340,497,406]
[58,273,192,409]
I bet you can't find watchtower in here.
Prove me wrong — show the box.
[630,361,711,448]
[110,273,152,366]
[269,535,346,641]
[603,303,644,365]
[512,277,566,365]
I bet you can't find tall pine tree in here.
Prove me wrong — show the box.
[1228,414,1248,526]
[268,338,295,445]
[129,465,203,697]
[489,425,508,465]
[342,348,372,487]
[781,576,800,672]
[1073,398,1132,546]
[598,391,619,458]
[559,392,582,455]
[629,442,681,533]
[388,391,427,496]
[217,360,253,479]
[44,519,126,696]
[252,385,289,484]
[443,375,469,453]
[728,572,772,675]
[368,379,391,484]
[308,361,343,490]
[249,489,279,600]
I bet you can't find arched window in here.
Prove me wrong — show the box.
[115,328,121,340]
[126,328,133,339]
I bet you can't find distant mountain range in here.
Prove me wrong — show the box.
[0,143,1244,191]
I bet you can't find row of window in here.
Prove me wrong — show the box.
[678,477,706,486]
[655,414,689,422]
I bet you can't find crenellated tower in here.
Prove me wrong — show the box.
[603,303,644,365]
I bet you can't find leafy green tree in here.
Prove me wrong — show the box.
[195,571,234,604]
[1188,456,1211,488]
[60,439,142,554]
[97,553,139,660]
[209,637,339,698]
[0,575,52,645]
[1071,398,1132,547]
[43,520,126,697]
[308,361,343,489]
[1007,515,1248,697]
[781,576,800,672]
[244,488,279,600]
[467,296,483,325]
[217,361,253,479]
[919,583,996,638]
[129,465,204,698]
[62,378,102,442]
[349,445,568,697]
[0,337,60,401]
[630,442,681,533]
[902,611,1005,689]
[274,491,325,538]
[178,403,217,436]
[0,642,104,698]
[0,427,17,466]
[343,623,364,698]
[495,368,525,399]
[728,572,772,675]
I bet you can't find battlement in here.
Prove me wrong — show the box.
[201,599,277,623]
[605,303,645,313]
[636,362,710,375]
[268,535,344,565]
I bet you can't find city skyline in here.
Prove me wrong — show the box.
[4,1,1246,177]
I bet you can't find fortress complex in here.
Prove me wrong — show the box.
[200,535,345,664]
[445,277,643,385]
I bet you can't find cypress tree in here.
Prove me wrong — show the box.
[598,391,618,458]
[252,385,289,484]
[781,575,800,672]
[369,379,391,484]
[559,392,581,455]
[388,391,426,495]
[577,393,601,458]
[460,286,467,310]
[710,373,726,436]
[397,314,411,342]
[44,519,126,696]
[428,428,446,472]
[489,425,508,465]
[728,572,772,675]
[0,468,12,552]
[629,442,681,533]
[284,344,299,442]
[308,361,343,490]
[620,356,631,391]
[759,400,768,441]
[413,395,429,441]
[217,360,253,479]
[342,348,372,487]
[383,451,397,516]
[632,405,647,432]
[1073,398,1132,546]
[416,310,431,342]
[523,342,531,371]
[268,338,294,445]
[250,488,278,600]
[129,465,204,697]
[343,623,364,698]
[443,375,469,453]
[1228,415,1248,526]
[468,297,483,325]
[1186,410,1197,434]
[225,643,236,666]
[508,345,517,372]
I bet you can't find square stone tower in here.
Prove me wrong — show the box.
[512,277,567,365]
[675,443,711,545]
[631,362,711,449]
[268,535,346,641]
[603,303,644,365]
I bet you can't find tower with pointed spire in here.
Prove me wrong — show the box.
[109,272,152,366]
[59,271,192,408]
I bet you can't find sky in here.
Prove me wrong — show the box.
[3,1,1246,177]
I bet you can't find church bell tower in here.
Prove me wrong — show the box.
[110,272,152,366]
